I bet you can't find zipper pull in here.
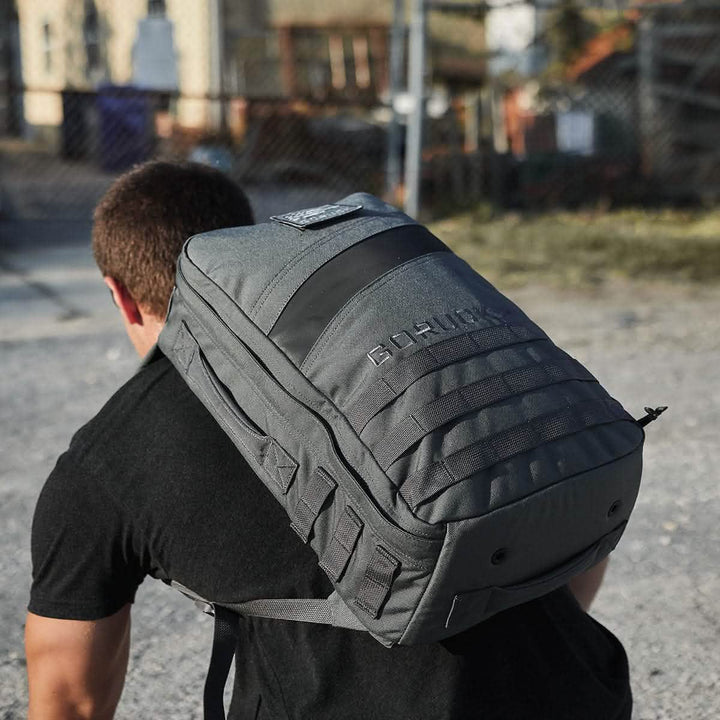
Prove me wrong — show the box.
[637,406,668,427]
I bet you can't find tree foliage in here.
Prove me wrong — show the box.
[546,0,593,68]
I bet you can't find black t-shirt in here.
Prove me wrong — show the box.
[30,354,632,720]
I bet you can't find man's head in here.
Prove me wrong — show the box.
[93,161,253,355]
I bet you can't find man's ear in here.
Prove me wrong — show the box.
[104,277,143,326]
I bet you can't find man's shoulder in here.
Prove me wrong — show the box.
[72,354,170,435]
[28,354,196,621]
[46,349,243,531]
[67,352,213,467]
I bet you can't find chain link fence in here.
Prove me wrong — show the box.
[637,2,720,202]
[0,1,718,224]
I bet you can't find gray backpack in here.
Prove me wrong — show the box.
[158,193,661,718]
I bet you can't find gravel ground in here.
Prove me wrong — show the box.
[1,223,719,718]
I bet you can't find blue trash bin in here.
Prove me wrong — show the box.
[96,85,151,172]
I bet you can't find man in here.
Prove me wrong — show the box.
[26,161,631,719]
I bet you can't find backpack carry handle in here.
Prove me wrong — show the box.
[174,321,299,495]
[445,522,626,632]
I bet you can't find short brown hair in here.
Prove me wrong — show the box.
[92,161,253,317]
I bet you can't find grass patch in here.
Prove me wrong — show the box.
[429,206,720,288]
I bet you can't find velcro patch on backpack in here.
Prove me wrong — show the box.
[270,203,363,230]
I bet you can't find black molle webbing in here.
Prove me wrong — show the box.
[355,545,400,619]
[373,358,597,469]
[290,467,337,542]
[400,398,631,510]
[320,506,364,582]
[348,324,547,432]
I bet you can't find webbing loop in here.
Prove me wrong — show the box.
[290,467,336,542]
[262,439,298,494]
[319,506,364,582]
[348,323,547,433]
[400,398,631,510]
[354,545,400,619]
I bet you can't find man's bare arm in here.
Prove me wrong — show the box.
[568,557,609,612]
[25,604,131,720]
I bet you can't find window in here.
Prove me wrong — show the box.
[42,21,52,74]
[148,0,166,17]
[328,35,346,90]
[353,35,371,89]
[84,1,100,73]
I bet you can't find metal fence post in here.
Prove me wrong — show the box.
[208,0,226,133]
[638,10,657,178]
[385,0,405,201]
[403,0,426,218]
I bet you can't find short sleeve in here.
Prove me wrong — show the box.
[29,450,147,620]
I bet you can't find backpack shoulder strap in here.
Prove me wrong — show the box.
[172,582,370,719]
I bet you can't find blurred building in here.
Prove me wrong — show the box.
[12,0,487,149]
[0,0,22,135]
[15,0,212,146]
[485,0,545,78]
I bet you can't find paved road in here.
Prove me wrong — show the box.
[1,211,719,719]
